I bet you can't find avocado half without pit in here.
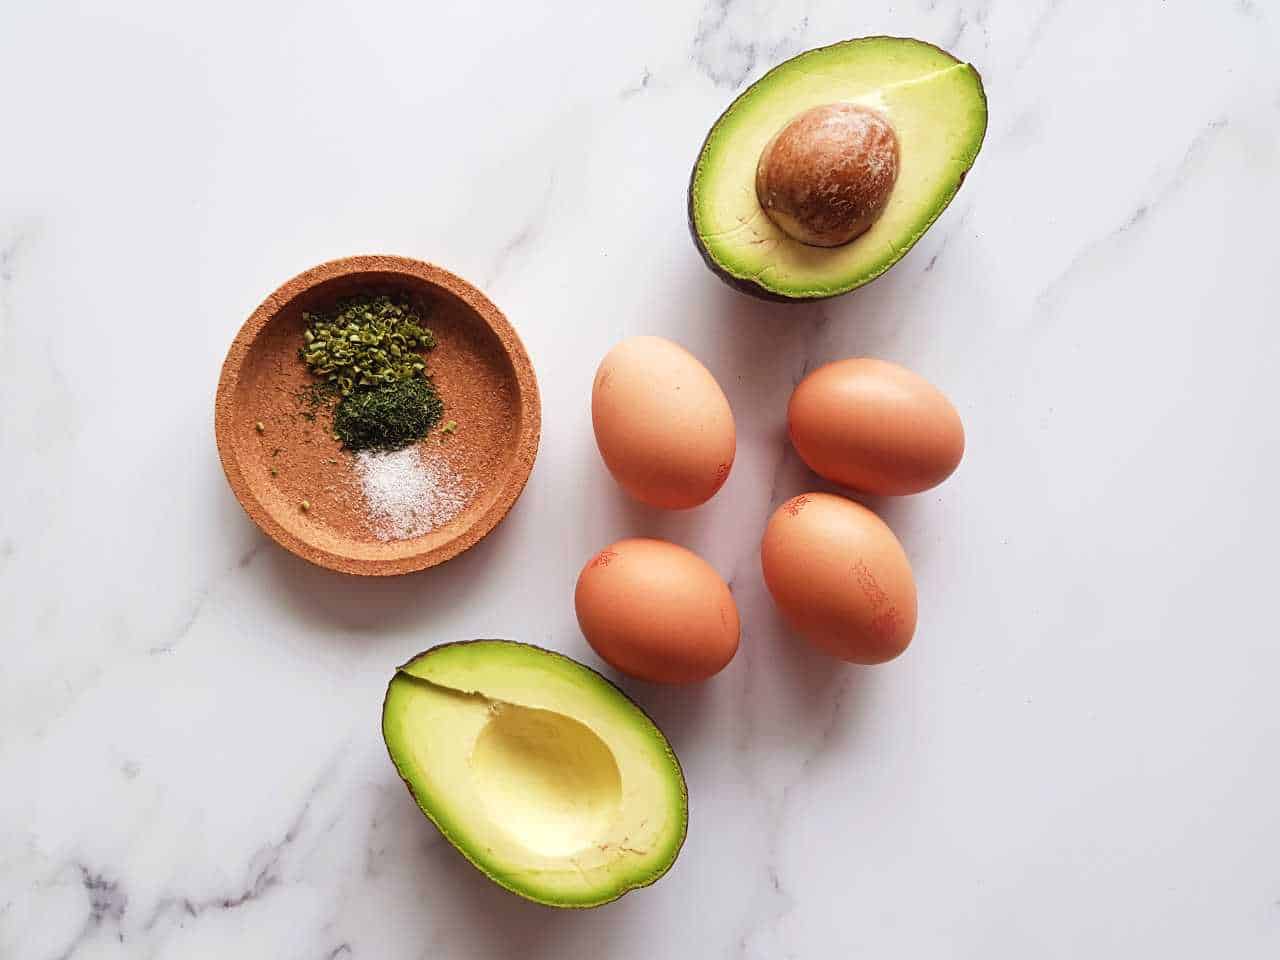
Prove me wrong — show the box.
[689,36,988,301]
[382,640,687,908]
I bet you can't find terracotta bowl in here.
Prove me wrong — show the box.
[215,255,540,576]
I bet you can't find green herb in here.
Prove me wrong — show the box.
[295,292,447,453]
[440,420,458,435]
[300,500,310,512]
[301,381,339,406]
[298,293,436,397]
[293,381,337,425]
[332,378,444,452]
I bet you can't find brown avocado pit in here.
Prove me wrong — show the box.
[754,103,900,248]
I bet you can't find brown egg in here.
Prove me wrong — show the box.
[761,493,916,664]
[575,538,740,684]
[755,103,900,247]
[788,357,964,496]
[592,336,735,509]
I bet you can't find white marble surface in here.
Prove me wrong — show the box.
[3,0,1280,956]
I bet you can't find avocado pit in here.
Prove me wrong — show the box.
[755,103,900,247]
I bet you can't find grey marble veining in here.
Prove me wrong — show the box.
[2,0,1279,957]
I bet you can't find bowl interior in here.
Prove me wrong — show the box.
[219,262,534,574]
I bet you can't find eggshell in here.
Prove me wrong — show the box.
[575,538,740,684]
[788,357,964,495]
[761,493,917,664]
[592,336,735,509]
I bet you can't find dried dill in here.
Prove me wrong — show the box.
[295,380,339,423]
[332,378,444,452]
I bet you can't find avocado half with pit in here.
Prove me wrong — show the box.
[382,640,687,907]
[689,36,988,301]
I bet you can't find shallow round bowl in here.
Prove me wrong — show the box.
[215,255,540,576]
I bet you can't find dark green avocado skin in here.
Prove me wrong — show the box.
[685,157,797,304]
[686,36,986,303]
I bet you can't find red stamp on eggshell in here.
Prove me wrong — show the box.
[785,495,810,517]
[852,559,889,610]
[870,605,902,640]
[853,558,901,638]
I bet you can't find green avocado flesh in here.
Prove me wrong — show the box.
[690,37,988,300]
[382,640,688,908]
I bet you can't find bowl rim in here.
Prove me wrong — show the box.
[214,254,541,576]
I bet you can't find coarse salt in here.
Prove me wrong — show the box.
[353,446,470,541]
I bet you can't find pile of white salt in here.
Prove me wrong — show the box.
[352,446,470,541]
